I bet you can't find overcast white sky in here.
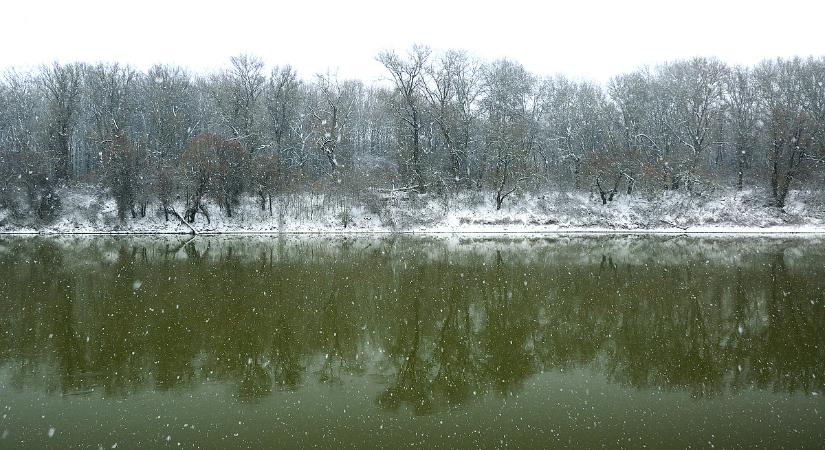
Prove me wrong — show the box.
[2,0,824,83]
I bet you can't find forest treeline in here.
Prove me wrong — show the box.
[0,47,823,224]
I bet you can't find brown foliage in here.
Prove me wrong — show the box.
[179,133,248,221]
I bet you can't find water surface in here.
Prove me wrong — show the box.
[1,235,824,449]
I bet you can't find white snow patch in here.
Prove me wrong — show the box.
[1,185,824,235]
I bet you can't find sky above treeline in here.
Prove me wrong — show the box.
[3,0,824,83]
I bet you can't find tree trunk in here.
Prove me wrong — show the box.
[412,111,425,192]
[449,145,460,185]
[770,143,781,201]
[736,144,747,191]
[259,191,267,211]
[573,158,581,190]
[775,157,797,208]
[52,125,72,182]
[595,177,617,205]
[608,175,620,202]
[199,205,211,224]
[169,207,196,235]
[495,159,510,210]
[185,194,202,223]
[185,205,197,223]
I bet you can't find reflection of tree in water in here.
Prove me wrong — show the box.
[538,255,616,372]
[606,261,727,398]
[480,251,536,396]
[269,313,303,389]
[1,237,824,410]
[150,245,201,392]
[317,287,361,384]
[376,251,540,413]
[752,251,825,394]
[31,242,93,395]
[238,357,272,400]
[50,249,89,394]
[377,268,433,415]
[218,251,278,400]
[431,277,479,405]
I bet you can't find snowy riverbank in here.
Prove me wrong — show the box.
[1,185,824,234]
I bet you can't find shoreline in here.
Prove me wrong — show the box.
[2,188,823,237]
[2,226,825,236]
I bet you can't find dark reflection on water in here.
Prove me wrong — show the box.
[0,235,824,448]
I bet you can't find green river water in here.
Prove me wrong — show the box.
[0,235,823,449]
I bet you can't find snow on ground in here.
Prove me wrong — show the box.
[1,185,824,234]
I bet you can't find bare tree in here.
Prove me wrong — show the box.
[153,160,178,222]
[209,54,266,153]
[213,137,248,218]
[377,45,431,192]
[608,70,658,193]
[308,72,358,173]
[424,50,481,187]
[482,60,536,210]
[264,66,301,156]
[144,65,198,159]
[102,129,144,221]
[82,62,139,178]
[40,62,82,182]
[1,70,60,220]
[250,151,280,214]
[658,58,727,192]
[724,66,760,190]
[180,133,217,223]
[755,58,823,207]
[537,75,579,188]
